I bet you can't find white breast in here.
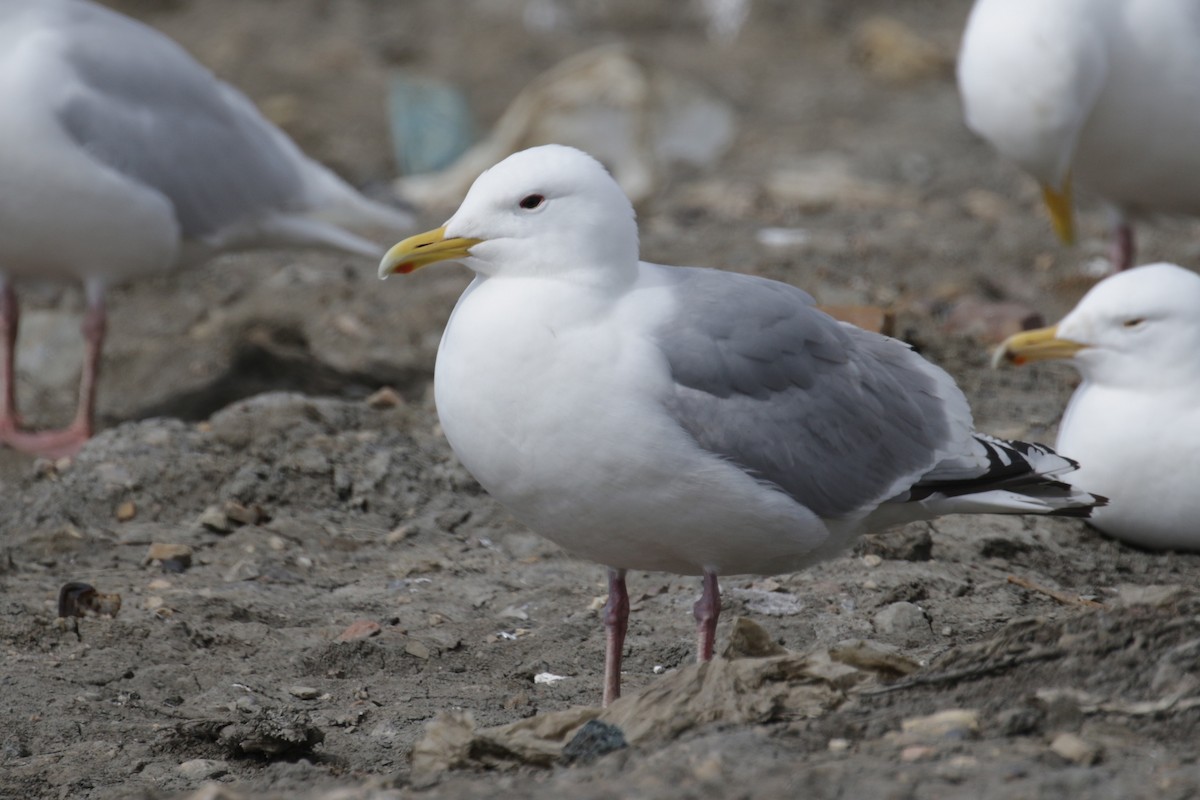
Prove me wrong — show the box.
[1058,383,1200,549]
[433,269,839,576]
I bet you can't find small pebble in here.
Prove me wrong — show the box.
[224,500,266,526]
[336,620,381,642]
[900,745,936,762]
[197,506,230,533]
[177,758,229,780]
[366,386,405,409]
[901,709,980,740]
[287,685,319,700]
[405,639,431,659]
[1050,732,1102,765]
[115,501,136,522]
[828,738,851,753]
[861,554,883,568]
[873,601,932,639]
[144,543,193,572]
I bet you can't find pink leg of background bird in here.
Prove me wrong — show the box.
[0,281,21,435]
[0,279,106,459]
[694,568,721,662]
[1111,220,1135,272]
[602,568,629,707]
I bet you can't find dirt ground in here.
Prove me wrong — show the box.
[4,1,1200,798]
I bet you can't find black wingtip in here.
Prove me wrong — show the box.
[1046,492,1109,518]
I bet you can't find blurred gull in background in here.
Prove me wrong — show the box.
[958,0,1200,271]
[0,0,412,457]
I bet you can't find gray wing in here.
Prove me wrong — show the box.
[53,2,306,238]
[655,267,961,519]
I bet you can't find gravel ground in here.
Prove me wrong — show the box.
[3,2,1200,799]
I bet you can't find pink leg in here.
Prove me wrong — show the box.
[0,282,19,431]
[1,283,106,458]
[70,290,106,439]
[602,568,629,707]
[693,569,721,662]
[1110,220,1135,272]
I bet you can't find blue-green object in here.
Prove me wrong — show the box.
[387,73,475,176]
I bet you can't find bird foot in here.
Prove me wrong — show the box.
[0,421,90,459]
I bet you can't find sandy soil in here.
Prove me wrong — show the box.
[4,1,1200,798]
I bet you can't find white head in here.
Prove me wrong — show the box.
[997,263,1200,389]
[379,145,639,284]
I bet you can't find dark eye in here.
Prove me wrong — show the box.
[519,194,545,210]
[1122,318,1146,329]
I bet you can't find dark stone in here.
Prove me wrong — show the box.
[560,719,628,766]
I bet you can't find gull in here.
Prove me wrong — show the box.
[0,0,412,458]
[379,144,1103,706]
[957,0,1200,271]
[995,263,1200,551]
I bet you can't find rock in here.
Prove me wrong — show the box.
[900,709,980,741]
[217,713,324,759]
[722,616,787,659]
[1050,732,1103,765]
[900,744,936,762]
[286,686,319,700]
[1113,584,1188,609]
[144,543,193,572]
[198,505,231,533]
[395,45,735,207]
[756,227,811,250]
[872,602,932,641]
[2,734,31,760]
[115,500,137,522]
[57,581,122,618]
[764,154,915,212]
[224,558,262,582]
[336,620,382,642]
[995,706,1044,737]
[366,386,405,409]
[559,719,627,765]
[961,188,1013,223]
[224,501,267,526]
[410,711,478,786]
[828,639,921,677]
[405,639,431,659]
[851,16,952,84]
[177,758,230,780]
[859,527,933,561]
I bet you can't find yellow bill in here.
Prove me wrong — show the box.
[378,226,482,278]
[992,324,1087,368]
[1040,175,1076,245]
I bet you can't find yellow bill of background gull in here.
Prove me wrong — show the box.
[996,262,1200,551]
[379,144,1103,707]
[958,0,1200,271]
[0,0,412,458]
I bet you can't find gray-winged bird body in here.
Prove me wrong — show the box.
[0,0,411,456]
[379,144,1102,706]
